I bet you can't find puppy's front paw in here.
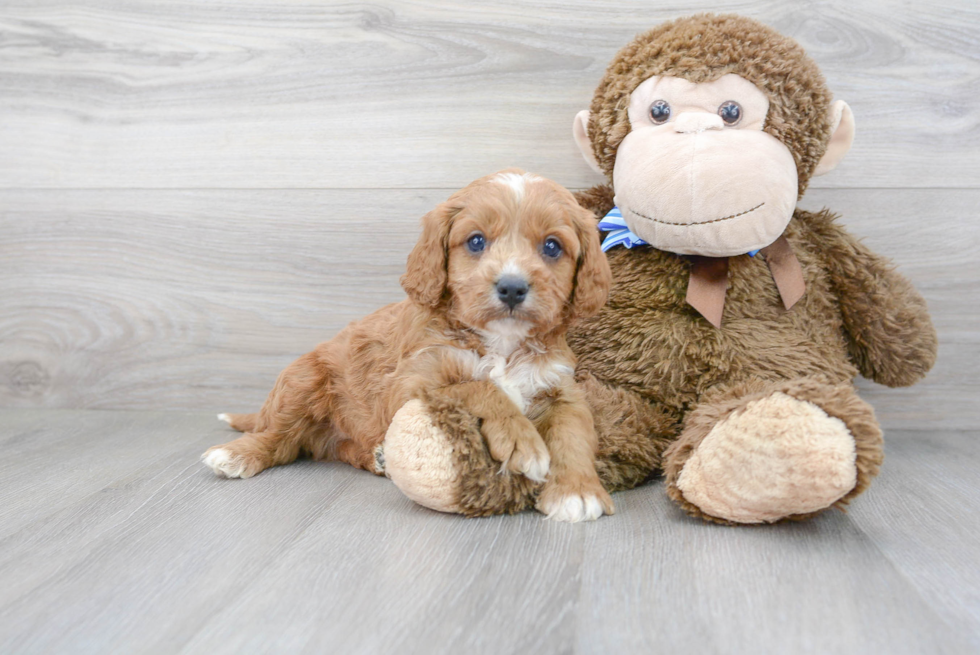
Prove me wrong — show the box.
[508,431,551,483]
[536,479,614,523]
[202,446,254,479]
[481,415,550,483]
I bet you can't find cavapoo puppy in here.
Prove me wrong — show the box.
[202,169,614,521]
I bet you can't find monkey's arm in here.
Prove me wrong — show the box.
[803,208,937,387]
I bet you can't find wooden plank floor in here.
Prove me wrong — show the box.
[0,410,976,654]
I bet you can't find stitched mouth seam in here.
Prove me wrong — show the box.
[626,202,765,226]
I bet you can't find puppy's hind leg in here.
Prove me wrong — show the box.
[203,351,334,479]
[203,431,303,479]
[217,412,259,432]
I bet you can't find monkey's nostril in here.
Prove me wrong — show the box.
[496,275,529,310]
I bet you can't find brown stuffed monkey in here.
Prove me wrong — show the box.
[380,14,938,524]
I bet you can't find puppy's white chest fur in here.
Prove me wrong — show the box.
[454,320,572,414]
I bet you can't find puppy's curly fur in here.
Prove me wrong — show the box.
[202,169,615,521]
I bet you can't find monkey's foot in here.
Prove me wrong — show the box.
[382,397,539,517]
[381,399,463,513]
[670,389,864,524]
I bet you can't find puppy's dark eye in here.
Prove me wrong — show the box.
[649,100,671,124]
[466,233,486,253]
[542,237,563,259]
[718,101,742,126]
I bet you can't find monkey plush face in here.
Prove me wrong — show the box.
[573,14,856,259]
[611,74,798,257]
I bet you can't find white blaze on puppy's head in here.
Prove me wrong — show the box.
[492,171,542,204]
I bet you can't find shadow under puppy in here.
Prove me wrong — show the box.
[202,169,615,521]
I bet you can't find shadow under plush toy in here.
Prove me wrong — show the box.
[381,13,938,524]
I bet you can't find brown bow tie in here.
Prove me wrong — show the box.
[685,235,806,328]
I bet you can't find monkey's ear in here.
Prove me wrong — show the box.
[573,110,605,177]
[813,100,855,177]
[570,206,612,319]
[401,202,458,308]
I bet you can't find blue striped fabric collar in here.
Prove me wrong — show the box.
[597,206,759,257]
[597,207,646,252]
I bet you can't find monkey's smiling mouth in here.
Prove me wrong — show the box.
[624,202,765,227]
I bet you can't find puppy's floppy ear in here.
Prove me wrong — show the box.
[401,202,459,308]
[569,205,612,319]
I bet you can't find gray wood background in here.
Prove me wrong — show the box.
[2,0,978,421]
[1,2,979,653]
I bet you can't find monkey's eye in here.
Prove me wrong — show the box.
[466,233,486,253]
[649,100,671,124]
[542,237,563,259]
[718,101,742,126]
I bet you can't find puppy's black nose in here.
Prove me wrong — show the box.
[496,276,529,310]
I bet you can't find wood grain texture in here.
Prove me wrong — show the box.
[575,477,970,655]
[0,410,975,654]
[2,3,977,652]
[850,430,980,649]
[0,189,980,429]
[2,188,975,431]
[0,1,978,189]
[0,188,436,410]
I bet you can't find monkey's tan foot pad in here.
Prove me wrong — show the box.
[676,392,857,524]
[382,399,463,514]
[383,398,540,518]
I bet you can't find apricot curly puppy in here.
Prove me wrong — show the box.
[202,169,615,521]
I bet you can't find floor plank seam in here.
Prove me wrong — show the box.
[846,506,973,650]
[173,471,360,651]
